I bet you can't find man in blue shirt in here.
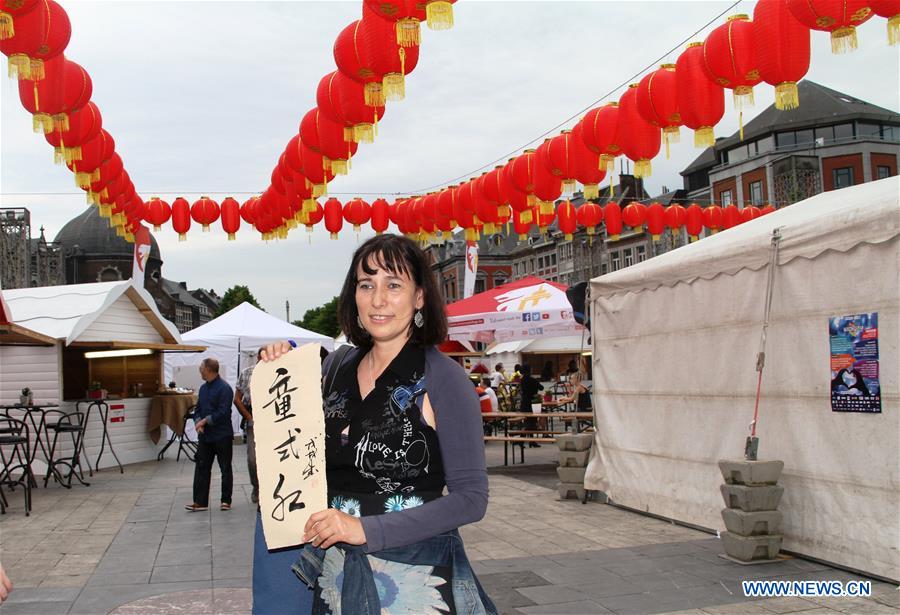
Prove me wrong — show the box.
[185,358,235,512]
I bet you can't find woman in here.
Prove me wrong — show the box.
[518,364,544,448]
[257,234,496,615]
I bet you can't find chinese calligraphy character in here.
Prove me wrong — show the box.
[271,473,305,522]
[274,428,303,462]
[303,438,318,479]
[263,367,298,423]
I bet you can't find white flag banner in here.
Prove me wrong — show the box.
[463,240,478,299]
[250,343,327,550]
[131,225,152,285]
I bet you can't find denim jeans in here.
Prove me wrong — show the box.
[252,511,313,615]
[292,531,497,615]
[192,437,233,506]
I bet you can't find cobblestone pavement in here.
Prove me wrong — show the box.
[0,442,896,614]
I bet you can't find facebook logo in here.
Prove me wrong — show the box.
[523,313,532,322]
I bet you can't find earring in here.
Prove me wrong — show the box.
[414,310,424,328]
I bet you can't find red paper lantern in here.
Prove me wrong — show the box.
[622,202,647,231]
[665,204,687,232]
[512,208,532,240]
[533,202,555,231]
[557,200,577,240]
[585,103,621,173]
[343,198,372,231]
[703,204,723,233]
[722,204,742,230]
[89,153,123,199]
[240,196,258,224]
[480,167,508,217]
[370,198,390,234]
[604,202,623,240]
[334,20,386,107]
[143,197,171,231]
[172,197,191,241]
[18,56,91,133]
[571,122,605,199]
[361,4,421,101]
[787,0,874,53]
[44,100,100,163]
[433,191,455,236]
[676,42,725,148]
[702,15,761,109]
[317,71,386,144]
[363,0,423,48]
[0,0,40,41]
[532,150,563,216]
[685,204,704,240]
[67,128,113,188]
[508,150,538,205]
[754,0,810,111]
[576,202,603,236]
[323,197,343,239]
[741,205,762,223]
[618,85,661,178]
[220,197,240,240]
[538,131,578,192]
[636,64,682,155]
[870,0,900,45]
[27,0,69,79]
[643,203,664,239]
[191,196,220,231]
[0,0,43,78]
[301,199,324,233]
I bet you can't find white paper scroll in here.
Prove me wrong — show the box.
[250,343,327,549]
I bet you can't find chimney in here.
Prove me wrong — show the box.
[179,281,187,289]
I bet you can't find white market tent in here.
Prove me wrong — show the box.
[165,302,334,433]
[585,177,899,581]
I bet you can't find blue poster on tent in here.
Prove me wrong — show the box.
[829,313,881,413]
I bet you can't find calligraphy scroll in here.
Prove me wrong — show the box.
[250,343,327,549]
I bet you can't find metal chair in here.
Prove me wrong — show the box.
[0,414,32,515]
[176,407,198,462]
[43,409,90,488]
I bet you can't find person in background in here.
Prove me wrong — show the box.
[480,378,499,413]
[489,363,507,389]
[519,364,544,448]
[235,348,264,504]
[540,360,554,381]
[511,364,523,383]
[185,358,235,512]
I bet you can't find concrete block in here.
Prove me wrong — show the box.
[720,484,783,512]
[721,509,783,536]
[556,433,593,452]
[557,482,586,500]
[721,531,783,562]
[718,459,784,486]
[556,466,586,484]
[558,449,590,467]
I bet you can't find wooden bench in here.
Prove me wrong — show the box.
[483,435,556,465]
[508,429,566,436]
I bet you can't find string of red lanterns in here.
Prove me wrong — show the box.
[1,1,895,244]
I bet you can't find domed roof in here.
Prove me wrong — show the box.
[54,206,161,261]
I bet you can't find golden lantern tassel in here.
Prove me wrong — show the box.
[99,204,111,218]
[562,179,576,193]
[426,0,454,30]
[831,27,858,53]
[331,159,348,175]
[520,209,533,224]
[364,83,385,107]
[0,11,14,39]
[733,86,755,111]
[775,82,800,111]
[343,126,354,142]
[583,184,599,200]
[8,54,30,79]
[53,146,65,165]
[67,145,82,163]
[694,126,715,148]
[739,110,744,141]
[633,159,652,178]
[396,18,420,47]
[889,15,899,46]
[383,47,406,102]
[53,113,69,132]
[29,58,44,80]
[322,156,331,172]
[526,194,536,207]
[539,200,554,215]
[354,123,374,144]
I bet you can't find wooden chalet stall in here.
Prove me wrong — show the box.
[0,281,204,469]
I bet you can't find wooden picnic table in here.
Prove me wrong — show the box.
[482,412,593,465]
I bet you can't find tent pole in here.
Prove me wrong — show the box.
[746,228,782,461]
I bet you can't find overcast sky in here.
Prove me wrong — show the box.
[2,1,898,320]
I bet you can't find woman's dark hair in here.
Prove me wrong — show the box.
[521,364,532,376]
[337,234,448,348]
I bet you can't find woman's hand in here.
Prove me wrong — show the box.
[303,509,367,549]
[0,564,12,603]
[259,341,293,362]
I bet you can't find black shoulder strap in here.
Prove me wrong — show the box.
[323,345,354,396]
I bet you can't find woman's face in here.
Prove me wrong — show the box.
[355,255,424,346]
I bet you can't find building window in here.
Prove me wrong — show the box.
[611,253,620,272]
[877,165,892,180]
[748,181,763,205]
[833,167,854,189]
[720,189,734,206]
[601,262,609,275]
[550,253,557,266]
[636,245,646,263]
[777,131,796,148]
[528,259,534,273]
[623,248,634,268]
[833,123,853,141]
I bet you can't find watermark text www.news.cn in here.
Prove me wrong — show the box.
[742,579,872,598]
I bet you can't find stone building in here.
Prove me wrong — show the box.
[0,208,65,289]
